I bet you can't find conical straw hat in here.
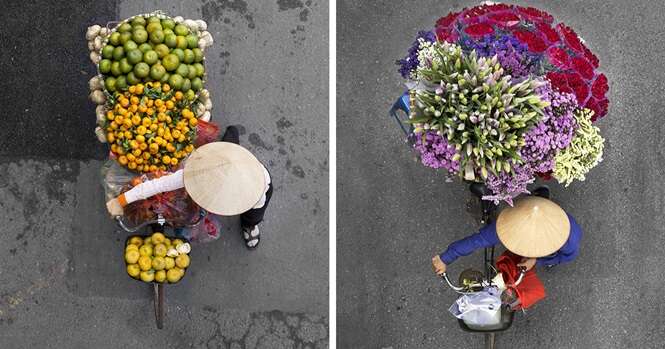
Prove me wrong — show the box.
[184,142,266,216]
[496,197,570,258]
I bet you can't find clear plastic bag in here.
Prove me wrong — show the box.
[100,159,135,201]
[449,287,502,327]
[102,165,201,227]
[176,213,223,243]
[195,119,221,147]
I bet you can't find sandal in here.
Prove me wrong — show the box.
[242,225,260,249]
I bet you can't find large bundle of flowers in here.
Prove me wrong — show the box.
[397,3,607,204]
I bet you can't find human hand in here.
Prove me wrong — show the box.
[517,257,537,271]
[431,255,447,276]
[106,198,124,216]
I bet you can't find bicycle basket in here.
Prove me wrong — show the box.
[458,304,514,332]
[450,286,515,333]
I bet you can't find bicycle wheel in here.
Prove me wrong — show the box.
[154,283,165,329]
[485,333,495,349]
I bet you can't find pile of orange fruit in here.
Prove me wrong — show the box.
[104,82,199,172]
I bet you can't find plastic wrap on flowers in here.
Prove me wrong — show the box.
[396,3,608,204]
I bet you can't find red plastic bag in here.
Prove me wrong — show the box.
[195,119,220,147]
[496,251,546,310]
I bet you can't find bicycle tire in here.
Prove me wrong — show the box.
[154,283,165,329]
[485,333,496,349]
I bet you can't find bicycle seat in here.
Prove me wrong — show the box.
[469,182,491,198]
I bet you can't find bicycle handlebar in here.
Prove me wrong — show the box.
[514,268,526,285]
[441,272,468,292]
[113,210,206,233]
[441,267,527,293]
[115,216,164,233]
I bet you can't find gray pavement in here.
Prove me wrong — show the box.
[338,1,665,348]
[0,1,328,348]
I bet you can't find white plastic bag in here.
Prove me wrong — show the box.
[491,273,507,291]
[449,287,502,327]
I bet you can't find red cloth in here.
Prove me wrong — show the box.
[496,251,546,310]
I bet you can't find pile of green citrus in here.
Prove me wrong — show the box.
[98,15,205,94]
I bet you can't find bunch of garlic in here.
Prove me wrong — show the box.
[88,75,106,104]
[87,25,109,143]
[173,16,213,50]
[194,89,213,122]
[88,74,108,143]
[92,103,111,143]
[86,24,110,65]
[166,242,191,257]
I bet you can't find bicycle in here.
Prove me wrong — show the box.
[106,105,216,329]
[389,93,526,349]
[115,212,203,329]
[440,183,526,349]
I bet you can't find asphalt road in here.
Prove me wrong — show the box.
[0,1,328,348]
[338,1,665,348]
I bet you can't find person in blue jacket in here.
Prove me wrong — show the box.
[432,190,582,275]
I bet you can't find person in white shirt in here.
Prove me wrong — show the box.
[107,126,272,249]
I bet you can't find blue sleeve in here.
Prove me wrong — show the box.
[536,214,583,267]
[439,223,500,265]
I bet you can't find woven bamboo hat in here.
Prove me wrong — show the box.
[184,142,265,216]
[496,196,570,258]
